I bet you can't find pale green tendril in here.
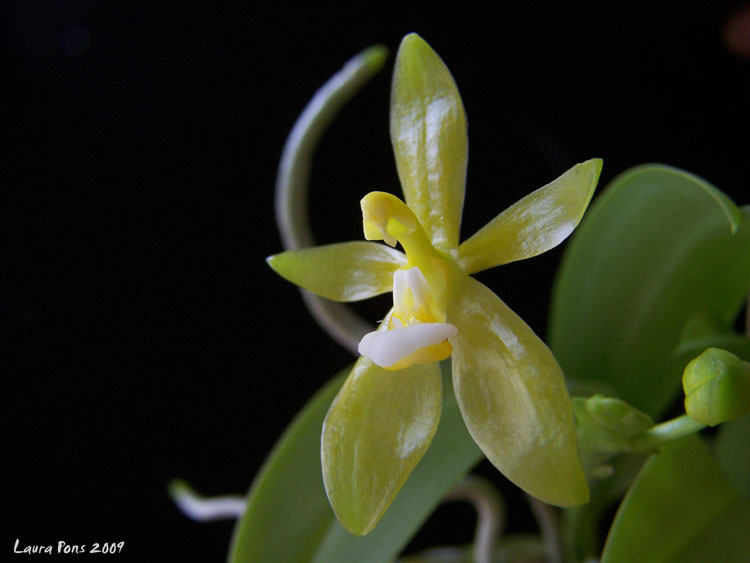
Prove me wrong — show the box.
[275,45,387,354]
[526,494,563,563]
[442,476,504,563]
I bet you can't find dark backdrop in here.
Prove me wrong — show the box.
[6,1,750,560]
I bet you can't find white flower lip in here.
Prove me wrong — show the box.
[358,322,457,368]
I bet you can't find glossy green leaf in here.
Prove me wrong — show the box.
[678,309,735,344]
[267,241,405,302]
[447,275,589,506]
[322,356,442,535]
[601,436,750,563]
[227,372,346,562]
[676,332,750,362]
[716,414,750,498]
[562,454,647,562]
[549,164,750,416]
[390,33,468,251]
[458,159,602,273]
[229,363,483,562]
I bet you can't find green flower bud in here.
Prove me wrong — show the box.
[683,347,750,426]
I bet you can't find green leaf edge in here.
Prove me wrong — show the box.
[716,414,750,499]
[601,435,750,563]
[603,163,741,233]
[548,163,748,417]
[550,162,744,352]
[227,371,347,562]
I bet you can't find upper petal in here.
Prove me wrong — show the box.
[447,276,589,506]
[321,355,442,535]
[390,33,468,251]
[266,241,405,302]
[458,159,602,273]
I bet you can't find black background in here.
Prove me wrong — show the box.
[6,1,750,560]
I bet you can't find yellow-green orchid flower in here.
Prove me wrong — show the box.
[268,33,601,535]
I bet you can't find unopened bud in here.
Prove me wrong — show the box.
[683,348,750,426]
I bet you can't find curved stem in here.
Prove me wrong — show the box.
[275,45,387,354]
[526,495,563,563]
[631,414,706,451]
[443,476,504,563]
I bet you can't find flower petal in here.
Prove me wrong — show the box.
[458,159,602,273]
[322,355,442,535]
[390,33,468,251]
[447,276,589,506]
[266,241,405,302]
[359,322,457,368]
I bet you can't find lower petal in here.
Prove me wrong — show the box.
[447,276,589,506]
[321,356,442,535]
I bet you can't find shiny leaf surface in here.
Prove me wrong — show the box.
[448,276,588,506]
[228,372,346,562]
[267,241,405,302]
[550,165,750,416]
[458,159,602,273]
[390,33,468,251]
[675,331,750,362]
[602,436,750,563]
[716,414,750,499]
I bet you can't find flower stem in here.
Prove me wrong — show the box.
[526,494,563,563]
[443,476,504,563]
[275,45,387,354]
[631,414,707,451]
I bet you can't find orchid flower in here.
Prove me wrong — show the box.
[268,33,602,535]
